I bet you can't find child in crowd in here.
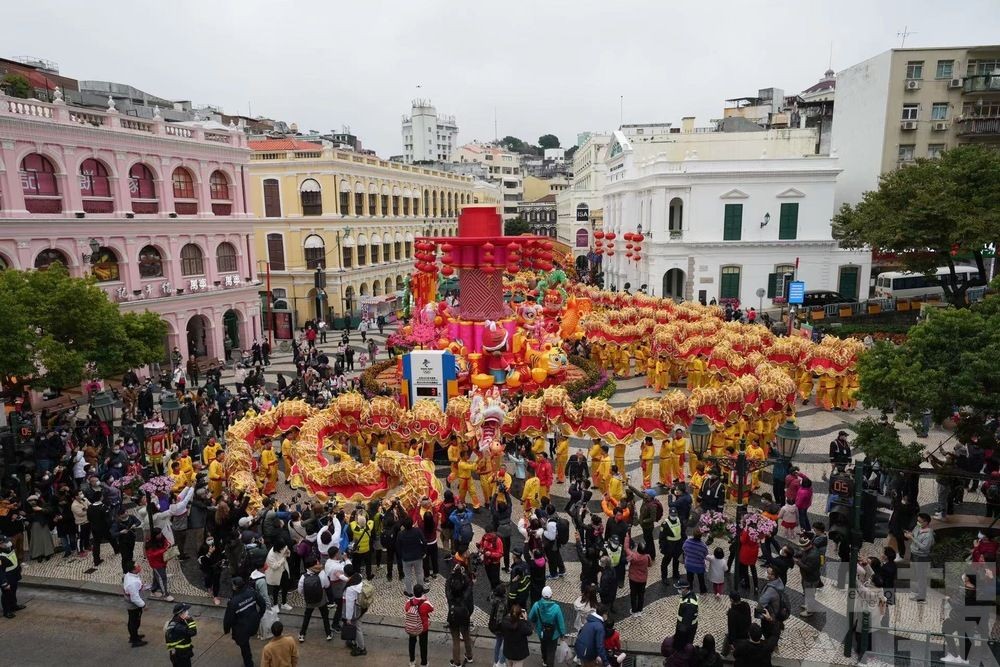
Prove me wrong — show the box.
[706,546,728,598]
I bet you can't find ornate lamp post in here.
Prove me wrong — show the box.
[91,390,122,446]
[160,393,181,447]
[772,418,803,502]
[687,414,803,524]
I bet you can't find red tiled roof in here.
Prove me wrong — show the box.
[248,138,323,151]
[532,194,557,203]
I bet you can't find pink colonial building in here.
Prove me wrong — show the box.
[0,91,262,364]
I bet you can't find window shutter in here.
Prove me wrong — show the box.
[779,203,798,240]
[723,204,743,240]
[263,180,281,218]
[266,234,285,271]
[767,272,778,298]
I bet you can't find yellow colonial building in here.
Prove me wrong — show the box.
[247,139,494,335]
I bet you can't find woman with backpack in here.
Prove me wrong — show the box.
[403,583,434,667]
[445,564,475,667]
[487,583,510,666]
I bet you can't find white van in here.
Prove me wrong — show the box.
[874,265,983,299]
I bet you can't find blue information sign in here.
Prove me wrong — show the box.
[788,281,805,304]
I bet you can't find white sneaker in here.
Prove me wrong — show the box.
[941,655,959,664]
[281,603,292,611]
[932,513,944,520]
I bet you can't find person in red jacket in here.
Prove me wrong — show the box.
[530,453,555,499]
[144,527,175,602]
[403,583,434,667]
[478,531,504,590]
[737,528,760,595]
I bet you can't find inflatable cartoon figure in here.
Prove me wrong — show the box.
[482,321,514,385]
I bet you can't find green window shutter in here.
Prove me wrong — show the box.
[766,272,777,298]
[720,268,741,299]
[778,202,799,240]
[723,204,743,240]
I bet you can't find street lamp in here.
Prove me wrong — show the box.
[688,415,713,457]
[772,417,803,501]
[160,393,181,430]
[91,389,121,446]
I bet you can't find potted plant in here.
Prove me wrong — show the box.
[698,510,736,544]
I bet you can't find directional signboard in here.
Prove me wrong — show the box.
[788,281,805,305]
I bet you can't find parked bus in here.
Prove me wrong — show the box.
[874,265,984,299]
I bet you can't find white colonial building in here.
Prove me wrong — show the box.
[555,133,610,260]
[601,130,870,306]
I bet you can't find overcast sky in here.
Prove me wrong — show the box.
[6,0,1000,156]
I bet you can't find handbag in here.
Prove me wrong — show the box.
[164,545,181,561]
[340,622,357,641]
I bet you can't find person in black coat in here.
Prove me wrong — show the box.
[113,508,143,572]
[223,576,267,667]
[500,604,533,664]
[87,499,111,566]
[722,592,751,655]
[598,556,617,614]
[733,614,780,667]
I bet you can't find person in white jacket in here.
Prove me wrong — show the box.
[122,563,147,647]
[265,544,292,610]
[151,486,195,545]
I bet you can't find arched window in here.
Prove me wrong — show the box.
[392,186,401,216]
[138,245,164,278]
[380,185,389,217]
[128,163,158,214]
[395,275,404,291]
[373,280,382,296]
[423,189,430,216]
[370,234,381,263]
[34,248,68,271]
[403,188,411,216]
[394,233,403,260]
[21,154,61,213]
[368,183,378,216]
[447,192,453,217]
[339,179,350,215]
[300,179,322,216]
[92,247,120,282]
[342,233,354,269]
[432,191,438,217]
[304,234,325,269]
[216,242,238,273]
[172,167,196,199]
[210,171,232,215]
[266,233,285,271]
[79,159,111,197]
[354,182,365,216]
[575,229,589,248]
[172,167,197,215]
[210,171,230,200]
[357,234,368,266]
[79,158,113,213]
[180,243,205,276]
[385,277,393,294]
[383,237,392,262]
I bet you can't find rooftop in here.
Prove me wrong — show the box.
[248,138,323,151]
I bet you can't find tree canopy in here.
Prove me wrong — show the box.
[857,294,1000,426]
[503,217,531,236]
[537,134,560,149]
[0,263,168,390]
[0,74,32,99]
[832,145,1000,306]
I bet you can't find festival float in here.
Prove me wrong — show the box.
[215,205,865,512]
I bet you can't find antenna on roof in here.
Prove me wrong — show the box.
[828,42,833,70]
[897,26,916,47]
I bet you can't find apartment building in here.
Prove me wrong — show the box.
[453,142,523,221]
[402,99,458,163]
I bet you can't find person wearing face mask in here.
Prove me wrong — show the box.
[198,534,225,605]
[0,534,25,618]
[106,441,129,480]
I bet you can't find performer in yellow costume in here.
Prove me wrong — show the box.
[208,451,226,500]
[798,369,814,404]
[554,435,569,484]
[522,475,541,514]
[201,438,221,467]
[746,439,765,491]
[606,465,625,503]
[456,451,481,509]
[659,437,672,486]
[447,436,461,485]
[639,437,655,489]
[645,350,657,389]
[477,452,497,502]
[653,352,670,392]
[356,432,372,464]
[689,463,706,500]
[169,460,192,494]
[842,373,860,410]
[818,375,838,411]
[596,447,612,494]
[613,441,626,476]
[670,428,687,484]
[589,439,605,488]
[175,448,195,479]
[532,436,547,459]
[686,357,705,390]
[281,431,296,485]
[260,441,278,495]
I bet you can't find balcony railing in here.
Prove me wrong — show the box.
[962,74,1000,94]
[1,92,246,147]
[955,116,1000,136]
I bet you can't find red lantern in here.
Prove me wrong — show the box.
[633,253,641,261]
[606,232,616,241]
[509,242,522,252]
[441,266,455,276]
[607,251,615,256]
[594,231,605,240]
[483,241,495,252]
[441,243,453,253]
[542,242,553,251]
[506,264,519,273]
[481,265,496,274]
[625,243,633,251]
[626,252,633,259]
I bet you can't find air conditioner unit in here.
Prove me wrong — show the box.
[901,121,917,130]
[932,121,949,131]
[905,79,921,90]
[949,78,964,88]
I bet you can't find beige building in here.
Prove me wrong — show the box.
[833,44,1000,209]
[453,142,523,220]
[522,174,570,202]
[247,139,488,331]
